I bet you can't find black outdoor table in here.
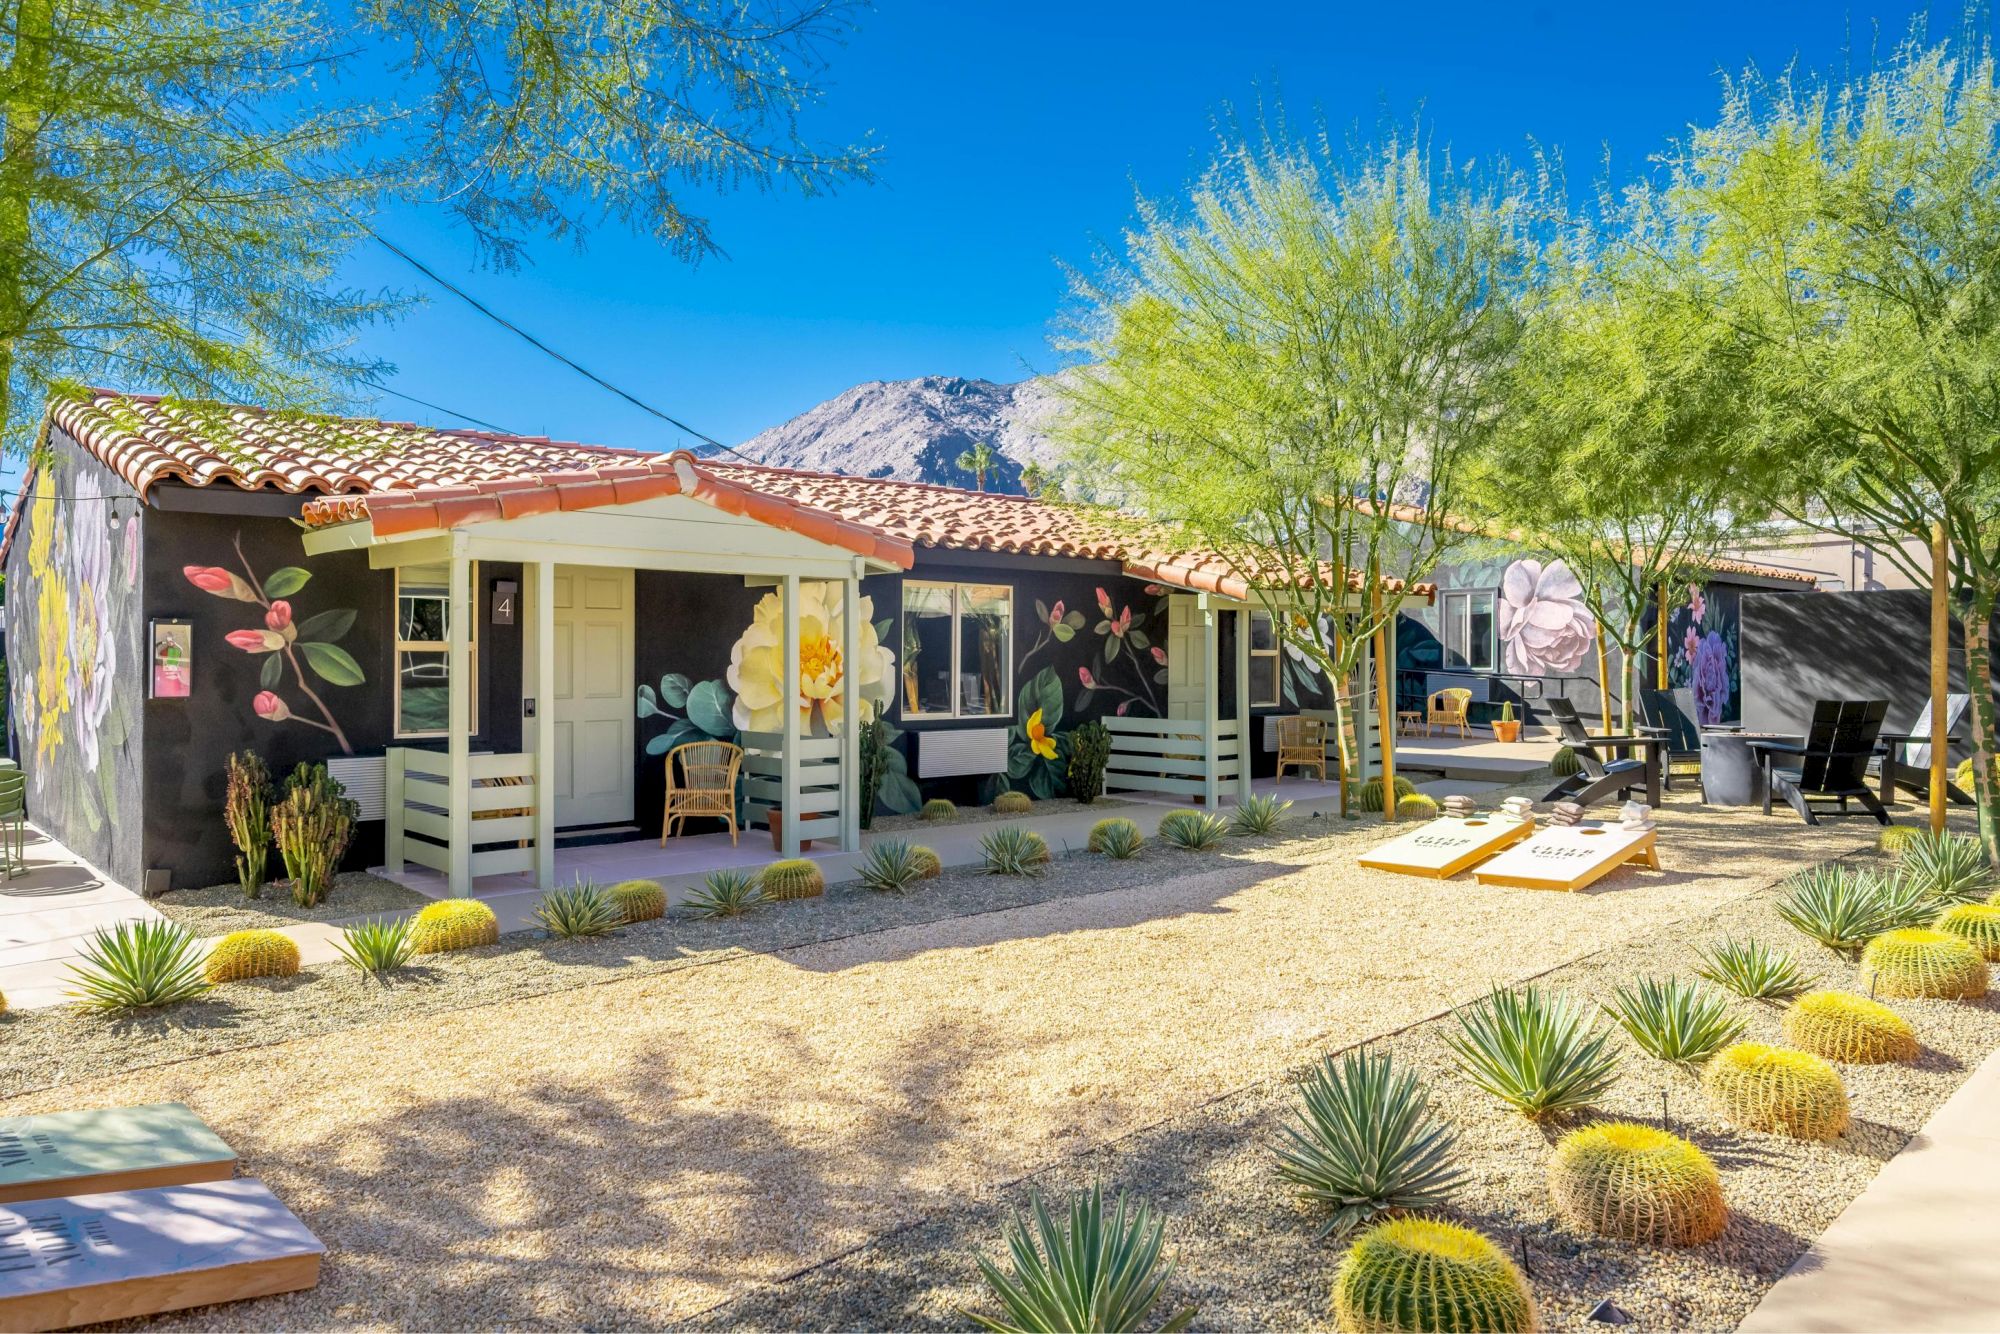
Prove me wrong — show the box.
[1875,731,1968,807]
[1590,733,1664,808]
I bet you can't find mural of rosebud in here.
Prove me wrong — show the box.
[265,600,295,636]
[253,691,292,722]
[183,565,258,601]
[226,628,286,653]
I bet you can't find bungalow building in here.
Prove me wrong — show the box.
[3,391,1420,897]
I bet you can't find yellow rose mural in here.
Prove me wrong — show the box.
[726,581,893,735]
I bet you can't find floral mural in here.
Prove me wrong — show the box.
[1668,582,1742,725]
[1073,584,1168,717]
[1498,558,1596,676]
[726,581,893,735]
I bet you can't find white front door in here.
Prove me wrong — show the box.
[552,566,635,827]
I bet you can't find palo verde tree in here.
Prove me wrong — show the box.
[1655,31,2000,862]
[1054,123,1535,781]
[0,0,875,454]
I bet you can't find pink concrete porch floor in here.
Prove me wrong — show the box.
[0,825,162,1010]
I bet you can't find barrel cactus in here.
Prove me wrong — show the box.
[202,929,301,984]
[1702,1042,1850,1140]
[1547,1122,1726,1246]
[909,845,943,879]
[1782,990,1918,1064]
[607,879,666,924]
[1331,1217,1536,1334]
[1957,757,1976,793]
[1857,928,1988,1000]
[920,798,958,822]
[760,858,825,901]
[411,898,500,954]
[1550,746,1583,777]
[1397,793,1440,819]
[1088,817,1144,855]
[1353,776,1420,814]
[992,790,1033,815]
[1935,903,2000,961]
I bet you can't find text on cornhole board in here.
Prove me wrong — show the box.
[0,1105,235,1206]
[1357,816,1535,879]
[0,1178,323,1332]
[1473,822,1661,892]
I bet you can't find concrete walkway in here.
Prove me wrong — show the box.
[1740,1046,2000,1333]
[0,825,161,1010]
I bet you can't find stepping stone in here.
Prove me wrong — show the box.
[0,1104,235,1206]
[0,1177,323,1331]
[1357,815,1536,879]
[1473,821,1661,892]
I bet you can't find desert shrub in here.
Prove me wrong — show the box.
[1776,865,1891,953]
[1604,977,1745,1065]
[1448,984,1620,1119]
[533,881,623,939]
[1857,928,1988,999]
[1894,829,1996,903]
[966,1185,1194,1334]
[1231,792,1292,836]
[1547,1122,1726,1246]
[1332,1218,1536,1334]
[1157,809,1228,851]
[1702,1042,1850,1140]
[608,879,666,923]
[411,898,500,954]
[993,790,1033,816]
[1935,902,2000,960]
[333,916,417,976]
[920,798,958,823]
[1089,817,1144,858]
[1782,990,1919,1064]
[1550,746,1584,777]
[1396,792,1440,819]
[223,751,274,899]
[202,928,300,984]
[687,869,765,917]
[761,858,826,901]
[272,762,357,908]
[859,839,931,893]
[980,826,1050,876]
[910,845,943,879]
[1274,1049,1464,1240]
[66,920,211,1012]
[1067,720,1112,804]
[1693,937,1816,1000]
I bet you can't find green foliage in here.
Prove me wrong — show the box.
[1776,865,1893,953]
[1603,977,1745,1065]
[203,928,300,983]
[66,921,211,1012]
[1332,1218,1536,1334]
[1089,817,1145,859]
[1231,792,1292,836]
[1702,1042,1850,1141]
[956,441,999,491]
[223,751,274,900]
[1067,721,1113,804]
[966,1185,1195,1334]
[333,916,417,977]
[993,790,1034,815]
[859,839,932,894]
[921,798,959,823]
[272,762,357,908]
[1894,830,1996,903]
[1548,1123,1727,1246]
[687,869,765,918]
[411,898,499,954]
[1694,937,1816,1000]
[760,858,826,901]
[1156,809,1228,851]
[980,826,1051,877]
[608,879,666,924]
[1274,1049,1465,1240]
[858,717,892,832]
[1783,990,1919,1064]
[1447,984,1620,1119]
[533,881,624,939]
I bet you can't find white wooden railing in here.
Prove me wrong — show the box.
[1100,715,1245,806]
[385,748,540,882]
[740,732,845,846]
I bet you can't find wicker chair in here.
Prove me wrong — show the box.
[1426,688,1472,738]
[1274,715,1329,782]
[662,741,744,845]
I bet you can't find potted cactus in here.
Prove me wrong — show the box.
[1492,700,1522,744]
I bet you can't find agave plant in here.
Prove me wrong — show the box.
[333,916,417,977]
[1873,873,1947,932]
[980,826,1050,877]
[1895,830,1996,903]
[966,1185,1195,1334]
[1693,937,1816,1000]
[1274,1049,1465,1240]
[66,920,213,1012]
[1447,984,1620,1119]
[533,880,624,939]
[859,838,929,893]
[1157,809,1228,851]
[686,868,766,918]
[1603,977,1746,1065]
[1776,865,1891,953]
[1231,793,1293,837]
[1093,820,1145,860]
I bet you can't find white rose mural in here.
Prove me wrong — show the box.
[1497,559,1596,676]
[727,581,894,735]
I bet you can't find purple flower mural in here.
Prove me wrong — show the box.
[1691,630,1732,726]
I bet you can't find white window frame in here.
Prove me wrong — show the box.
[1248,609,1281,708]
[1441,589,1497,673]
[900,579,1013,721]
[394,561,478,739]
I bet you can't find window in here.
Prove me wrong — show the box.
[1441,590,1497,672]
[395,562,477,737]
[1248,609,1280,707]
[900,581,1013,719]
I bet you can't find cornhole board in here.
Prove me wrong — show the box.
[1357,816,1536,879]
[0,1104,235,1206]
[1473,821,1661,892]
[0,1177,323,1332]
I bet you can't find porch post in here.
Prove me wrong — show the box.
[1201,595,1220,808]
[446,539,473,894]
[1234,604,1252,804]
[533,559,557,890]
[781,572,802,858]
[840,567,862,852]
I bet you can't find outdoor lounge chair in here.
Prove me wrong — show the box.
[661,740,743,845]
[1752,699,1891,827]
[1638,689,1704,794]
[1875,692,1972,806]
[1426,688,1472,738]
[1274,714,1329,782]
[1541,698,1648,808]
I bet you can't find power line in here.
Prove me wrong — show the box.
[358,375,518,436]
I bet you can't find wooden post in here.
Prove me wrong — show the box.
[840,568,862,852]
[1233,605,1253,805]
[1931,522,1951,834]
[445,541,472,896]
[1201,596,1220,808]
[1656,581,1669,689]
[1596,630,1613,736]
[1374,582,1395,823]
[781,572,802,858]
[533,559,557,890]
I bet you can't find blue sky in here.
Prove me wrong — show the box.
[345,0,1944,451]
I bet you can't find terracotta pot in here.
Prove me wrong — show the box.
[768,807,827,852]
[1492,720,1522,744]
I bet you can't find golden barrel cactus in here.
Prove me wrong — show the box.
[1782,990,1918,1064]
[1935,903,2000,962]
[1397,793,1440,819]
[919,798,957,822]
[1352,776,1420,814]
[909,845,943,879]
[1703,1043,1849,1140]
[761,858,825,901]
[1547,1122,1726,1246]
[992,790,1033,815]
[1858,928,1988,1000]
[1332,1217,1537,1334]
[202,928,301,984]
[411,898,500,954]
[608,879,666,924]
[1877,825,1922,856]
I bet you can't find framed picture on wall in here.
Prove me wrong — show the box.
[151,619,192,698]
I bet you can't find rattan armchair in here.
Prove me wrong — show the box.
[662,740,744,845]
[1274,715,1329,782]
[1426,688,1472,738]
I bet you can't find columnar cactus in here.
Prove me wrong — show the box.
[1935,903,2000,961]
[1397,793,1441,819]
[760,858,826,900]
[411,898,500,954]
[203,928,301,983]
[1088,817,1143,853]
[1331,1217,1537,1334]
[1546,1122,1726,1246]
[1782,990,1918,1064]
[1857,928,1989,1000]
[1702,1042,1850,1140]
[992,790,1033,815]
[920,798,958,822]
[910,845,943,879]
[608,879,666,924]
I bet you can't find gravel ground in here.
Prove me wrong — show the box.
[0,794,1942,1331]
[869,795,1139,834]
[151,872,429,936]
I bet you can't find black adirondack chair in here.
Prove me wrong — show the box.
[1876,693,1973,805]
[1638,689,1704,794]
[1753,699,1891,826]
[1543,698,1648,808]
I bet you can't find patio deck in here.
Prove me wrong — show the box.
[1393,730,1561,781]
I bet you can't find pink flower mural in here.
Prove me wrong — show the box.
[1497,559,1596,676]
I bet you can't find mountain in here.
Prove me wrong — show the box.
[731,375,1063,490]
